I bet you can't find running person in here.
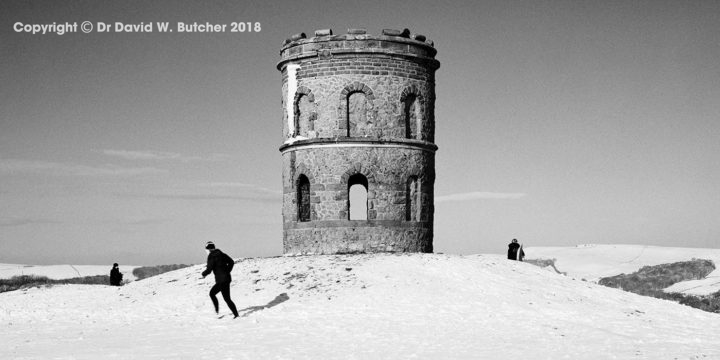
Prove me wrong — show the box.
[201,241,240,318]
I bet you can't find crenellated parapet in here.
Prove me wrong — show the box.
[278,28,439,70]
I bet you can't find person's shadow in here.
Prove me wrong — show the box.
[238,293,290,317]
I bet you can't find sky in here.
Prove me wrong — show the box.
[1,0,719,265]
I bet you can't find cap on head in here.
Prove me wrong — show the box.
[512,239,518,243]
[113,263,118,267]
[205,241,215,250]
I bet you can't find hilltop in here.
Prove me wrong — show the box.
[1,250,719,359]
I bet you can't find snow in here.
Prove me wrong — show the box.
[0,264,140,281]
[283,135,309,145]
[526,244,720,295]
[2,250,719,359]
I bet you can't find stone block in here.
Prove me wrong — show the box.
[382,28,410,38]
[290,32,306,41]
[314,29,333,37]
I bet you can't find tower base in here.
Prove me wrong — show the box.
[283,220,433,255]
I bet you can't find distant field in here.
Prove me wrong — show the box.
[0,264,141,281]
[525,244,720,295]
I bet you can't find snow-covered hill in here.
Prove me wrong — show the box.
[1,252,718,359]
[526,244,720,295]
[0,263,140,281]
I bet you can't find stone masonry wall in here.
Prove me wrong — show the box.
[280,58,436,142]
[278,28,438,255]
[282,144,435,222]
[283,224,432,255]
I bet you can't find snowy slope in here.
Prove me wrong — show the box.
[526,244,720,295]
[0,263,140,281]
[1,253,718,359]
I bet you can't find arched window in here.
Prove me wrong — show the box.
[347,91,369,137]
[348,173,368,220]
[406,176,419,221]
[340,82,374,137]
[403,94,420,139]
[297,175,310,222]
[295,94,313,137]
[400,86,423,140]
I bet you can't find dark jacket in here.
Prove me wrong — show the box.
[110,267,123,286]
[507,243,520,260]
[202,249,235,284]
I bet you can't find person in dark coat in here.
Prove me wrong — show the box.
[507,239,524,261]
[109,263,123,286]
[201,241,239,318]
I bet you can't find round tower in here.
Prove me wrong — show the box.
[278,28,439,255]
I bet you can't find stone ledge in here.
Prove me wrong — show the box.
[279,138,438,153]
[284,219,432,230]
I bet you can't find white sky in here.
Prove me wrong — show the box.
[1,0,719,264]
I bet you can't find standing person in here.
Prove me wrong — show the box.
[201,241,240,318]
[109,263,123,286]
[507,239,524,261]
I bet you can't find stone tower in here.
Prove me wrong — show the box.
[278,28,439,255]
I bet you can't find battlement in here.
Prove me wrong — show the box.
[278,28,439,70]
